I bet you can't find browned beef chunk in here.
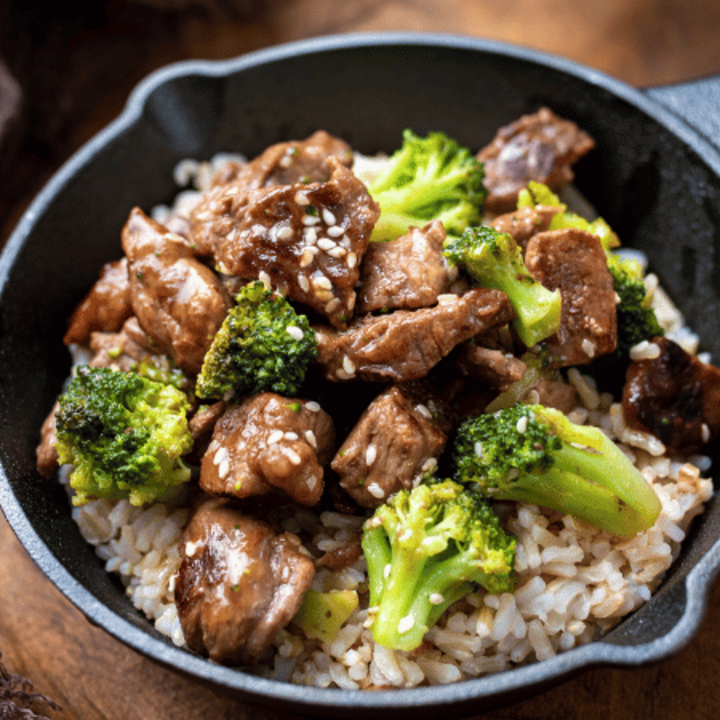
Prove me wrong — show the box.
[525,378,579,414]
[356,221,452,314]
[122,207,231,375]
[456,343,527,390]
[478,107,595,214]
[36,401,60,479]
[189,158,379,328]
[490,205,562,252]
[622,337,720,454]
[175,497,314,666]
[200,392,335,506]
[63,258,132,345]
[86,317,169,372]
[314,288,514,383]
[525,228,617,366]
[316,540,363,571]
[332,383,449,507]
[186,401,227,465]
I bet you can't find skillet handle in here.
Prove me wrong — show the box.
[645,75,720,146]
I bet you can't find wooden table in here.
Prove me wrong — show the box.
[3,1,720,718]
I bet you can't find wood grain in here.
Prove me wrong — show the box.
[2,0,720,718]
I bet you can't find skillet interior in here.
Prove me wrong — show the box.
[1,34,720,717]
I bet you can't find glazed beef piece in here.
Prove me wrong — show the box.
[525,378,579,415]
[200,392,335,506]
[356,220,452,314]
[175,497,315,666]
[87,317,169,371]
[332,382,450,507]
[63,258,132,345]
[525,228,617,366]
[314,288,514,383]
[122,207,231,375]
[478,107,595,214]
[490,205,562,252]
[456,343,526,391]
[622,337,720,454]
[36,401,60,479]
[189,158,379,328]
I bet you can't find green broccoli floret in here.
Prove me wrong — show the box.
[366,129,486,242]
[444,225,562,348]
[518,181,620,251]
[55,365,193,506]
[604,252,664,366]
[361,478,516,651]
[452,403,661,538]
[196,281,317,400]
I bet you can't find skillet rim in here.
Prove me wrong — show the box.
[2,31,720,716]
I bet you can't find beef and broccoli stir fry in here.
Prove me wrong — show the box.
[37,110,719,682]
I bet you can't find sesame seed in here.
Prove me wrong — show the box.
[305,401,321,412]
[317,238,337,251]
[185,540,201,557]
[294,191,310,205]
[313,275,333,290]
[284,431,299,441]
[327,225,344,238]
[286,325,304,341]
[399,529,413,542]
[322,208,337,226]
[436,293,458,305]
[302,214,321,226]
[517,415,529,433]
[347,252,357,269]
[581,338,596,358]
[367,482,385,499]
[325,298,342,314]
[283,447,302,465]
[213,446,229,466]
[300,250,315,268]
[275,225,293,241]
[336,368,351,380]
[383,564,392,579]
[342,355,356,375]
[218,459,230,479]
[415,404,432,419]
[258,270,272,289]
[366,444,377,466]
[398,615,415,634]
[304,227,318,244]
[328,247,347,259]
[429,593,444,605]
[421,457,438,473]
[702,423,711,443]
[298,274,310,292]
[305,430,317,449]
[267,430,284,445]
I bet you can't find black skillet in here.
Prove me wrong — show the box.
[1,32,720,719]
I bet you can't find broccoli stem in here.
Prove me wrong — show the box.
[362,525,392,607]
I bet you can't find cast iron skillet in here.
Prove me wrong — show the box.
[1,32,720,718]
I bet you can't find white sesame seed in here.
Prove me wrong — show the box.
[275,225,293,241]
[429,593,444,605]
[298,274,310,292]
[367,482,385,499]
[581,338,596,358]
[267,430,284,445]
[398,615,415,634]
[325,298,342,314]
[278,153,293,169]
[415,404,432,419]
[342,355,356,376]
[517,415,529,433]
[346,252,357,269]
[294,191,309,205]
[366,444,377,466]
[336,368,351,380]
[383,564,392,579]
[328,247,347,259]
[305,430,317,449]
[436,293,458,305]
[421,457,438,474]
[284,447,302,465]
[702,423,711,443]
[286,325,304,341]
[300,250,315,268]
[304,227,318,244]
[327,225,344,238]
[185,540,201,557]
[305,401,321,413]
[313,274,333,290]
[284,431,299,441]
[317,238,337,251]
[322,208,337,226]
[258,270,272,289]
[399,529,413,542]
[213,446,229,466]
[302,214,321,226]
[630,340,661,361]
[218,459,230,479]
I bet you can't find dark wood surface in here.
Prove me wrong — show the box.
[3,1,720,718]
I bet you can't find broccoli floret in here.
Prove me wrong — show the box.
[444,225,562,348]
[518,181,620,251]
[366,129,486,242]
[452,403,661,538]
[361,478,516,651]
[196,281,317,400]
[55,365,193,506]
[604,253,664,365]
